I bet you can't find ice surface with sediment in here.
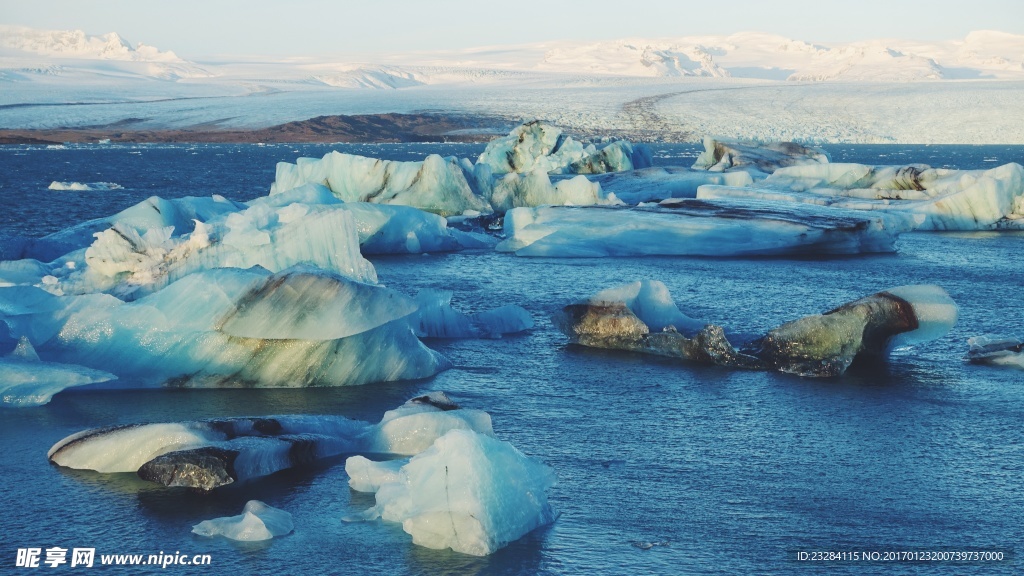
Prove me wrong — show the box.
[697,162,1024,230]
[497,198,911,257]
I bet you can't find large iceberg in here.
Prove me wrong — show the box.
[497,198,911,257]
[9,266,447,388]
[270,152,491,217]
[555,282,957,377]
[192,501,294,542]
[345,429,556,556]
[697,162,1024,230]
[691,136,830,175]
[48,393,493,489]
[476,120,652,176]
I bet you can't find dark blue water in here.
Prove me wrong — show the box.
[0,144,1022,574]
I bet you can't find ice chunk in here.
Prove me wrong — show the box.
[700,162,1024,231]
[366,392,495,455]
[571,166,754,205]
[476,121,651,176]
[487,170,606,213]
[48,181,123,191]
[497,199,910,257]
[0,337,117,407]
[692,136,830,173]
[345,456,405,492]
[966,335,1024,369]
[348,429,556,556]
[192,501,293,542]
[556,283,956,377]
[13,267,446,388]
[411,289,534,339]
[271,152,490,217]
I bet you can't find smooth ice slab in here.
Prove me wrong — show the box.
[0,338,117,407]
[347,429,556,556]
[556,283,957,377]
[411,289,533,339]
[568,166,754,205]
[699,162,1024,230]
[192,501,294,542]
[497,198,910,257]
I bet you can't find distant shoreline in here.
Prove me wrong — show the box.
[0,113,519,145]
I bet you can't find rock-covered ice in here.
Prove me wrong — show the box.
[48,393,493,488]
[497,198,911,257]
[556,282,957,377]
[192,501,294,542]
[698,162,1024,230]
[346,429,556,556]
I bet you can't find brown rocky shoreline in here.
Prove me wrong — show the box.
[0,112,516,145]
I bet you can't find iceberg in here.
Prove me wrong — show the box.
[192,501,294,542]
[48,181,124,191]
[476,121,651,176]
[555,282,957,377]
[497,198,910,257]
[346,429,556,556]
[966,335,1024,369]
[486,170,607,214]
[49,393,493,489]
[0,337,117,407]
[698,162,1024,230]
[411,289,534,339]
[270,152,491,217]
[10,267,446,388]
[691,136,830,174]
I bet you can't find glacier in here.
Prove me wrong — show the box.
[192,501,294,542]
[696,162,1024,230]
[497,198,911,257]
[49,393,493,489]
[555,282,957,377]
[346,429,556,557]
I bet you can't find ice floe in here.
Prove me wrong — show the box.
[691,136,831,175]
[48,393,492,488]
[497,198,911,257]
[0,337,117,407]
[345,429,556,556]
[966,335,1024,369]
[192,501,294,542]
[556,282,957,377]
[411,289,534,339]
[48,181,124,191]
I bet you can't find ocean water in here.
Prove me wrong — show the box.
[1,143,1023,575]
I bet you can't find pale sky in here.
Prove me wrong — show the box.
[3,0,1022,59]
